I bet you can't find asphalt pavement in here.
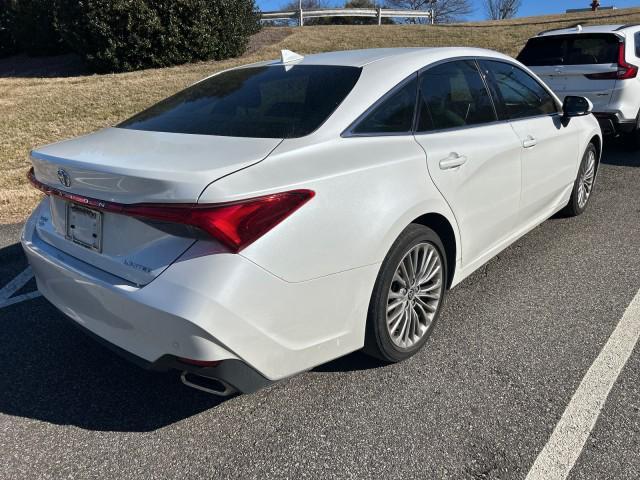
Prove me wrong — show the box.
[0,141,639,479]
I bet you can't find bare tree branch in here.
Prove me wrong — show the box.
[483,0,522,20]
[384,0,474,24]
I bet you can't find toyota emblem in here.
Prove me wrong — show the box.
[57,168,71,187]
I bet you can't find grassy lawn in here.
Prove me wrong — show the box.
[2,7,639,224]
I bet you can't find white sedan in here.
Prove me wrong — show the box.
[23,47,601,395]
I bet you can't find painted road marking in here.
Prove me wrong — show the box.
[0,266,41,309]
[526,288,640,480]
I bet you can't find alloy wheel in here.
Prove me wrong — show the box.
[577,149,596,209]
[386,242,443,349]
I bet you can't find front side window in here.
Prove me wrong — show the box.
[479,60,558,120]
[517,34,620,66]
[119,65,362,139]
[351,76,418,134]
[417,60,497,132]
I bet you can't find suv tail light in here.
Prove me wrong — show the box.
[28,168,314,252]
[585,42,638,80]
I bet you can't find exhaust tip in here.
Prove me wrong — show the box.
[180,371,237,397]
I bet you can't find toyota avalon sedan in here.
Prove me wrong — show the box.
[23,47,601,396]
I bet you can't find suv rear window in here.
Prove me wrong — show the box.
[119,65,361,138]
[518,34,620,66]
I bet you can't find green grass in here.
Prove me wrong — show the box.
[2,7,640,223]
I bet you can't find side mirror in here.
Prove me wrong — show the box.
[562,96,593,119]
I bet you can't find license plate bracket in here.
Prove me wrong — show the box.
[66,203,103,252]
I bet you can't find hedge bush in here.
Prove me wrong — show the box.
[0,0,18,58]
[11,0,68,56]
[54,0,261,73]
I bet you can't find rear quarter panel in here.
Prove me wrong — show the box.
[198,136,460,283]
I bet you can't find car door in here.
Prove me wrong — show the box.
[413,59,523,269]
[479,60,579,224]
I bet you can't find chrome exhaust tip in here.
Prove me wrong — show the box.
[180,371,238,397]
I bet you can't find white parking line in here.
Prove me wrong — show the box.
[526,288,640,480]
[0,266,41,309]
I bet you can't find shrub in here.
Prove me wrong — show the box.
[0,0,17,58]
[54,0,261,73]
[11,0,67,56]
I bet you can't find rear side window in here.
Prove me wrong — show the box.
[351,76,418,134]
[479,60,558,120]
[636,32,640,57]
[517,34,620,66]
[417,60,496,132]
[119,65,361,139]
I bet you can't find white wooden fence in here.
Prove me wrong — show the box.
[260,7,434,26]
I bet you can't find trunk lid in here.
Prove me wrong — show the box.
[31,127,281,285]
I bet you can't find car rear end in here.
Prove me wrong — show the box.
[518,27,640,136]
[21,62,366,394]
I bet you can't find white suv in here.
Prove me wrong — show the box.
[518,24,640,147]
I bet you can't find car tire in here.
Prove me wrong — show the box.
[363,224,447,363]
[562,142,598,217]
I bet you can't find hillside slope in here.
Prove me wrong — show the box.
[2,7,640,222]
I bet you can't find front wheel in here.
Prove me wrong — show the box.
[562,143,598,217]
[364,224,447,363]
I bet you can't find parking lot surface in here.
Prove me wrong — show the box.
[0,142,639,479]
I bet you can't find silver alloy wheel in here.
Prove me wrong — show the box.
[577,150,596,209]
[386,242,443,349]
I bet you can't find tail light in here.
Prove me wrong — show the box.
[585,42,638,80]
[28,168,314,252]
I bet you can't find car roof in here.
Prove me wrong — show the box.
[263,47,512,68]
[537,23,640,37]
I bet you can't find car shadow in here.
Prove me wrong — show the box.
[313,350,386,372]
[0,53,88,78]
[600,138,640,167]
[0,243,225,432]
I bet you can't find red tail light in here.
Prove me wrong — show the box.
[585,42,638,80]
[28,168,314,252]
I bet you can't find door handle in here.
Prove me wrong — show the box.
[522,135,537,148]
[439,153,467,170]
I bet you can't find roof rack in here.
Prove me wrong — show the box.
[615,24,640,31]
[537,23,585,36]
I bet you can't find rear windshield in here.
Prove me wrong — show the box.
[118,65,362,138]
[517,34,620,66]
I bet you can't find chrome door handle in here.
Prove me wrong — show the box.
[523,136,537,148]
[439,153,467,170]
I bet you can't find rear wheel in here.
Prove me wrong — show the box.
[364,224,447,363]
[562,143,597,217]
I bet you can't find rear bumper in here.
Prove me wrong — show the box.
[22,200,375,384]
[593,112,637,135]
[58,308,272,393]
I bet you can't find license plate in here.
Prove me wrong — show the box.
[66,203,103,252]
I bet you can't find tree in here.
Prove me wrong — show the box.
[484,0,521,20]
[384,0,474,24]
[54,0,261,73]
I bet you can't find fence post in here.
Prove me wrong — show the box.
[299,4,304,26]
[377,7,382,25]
